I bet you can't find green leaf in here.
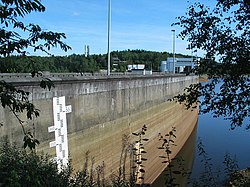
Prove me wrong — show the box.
[23,141,28,149]
[139,169,145,173]
[173,171,181,174]
[158,147,164,149]
[159,155,167,158]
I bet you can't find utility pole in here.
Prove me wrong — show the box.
[171,29,175,74]
[107,0,111,76]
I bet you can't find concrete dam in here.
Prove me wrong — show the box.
[0,73,198,184]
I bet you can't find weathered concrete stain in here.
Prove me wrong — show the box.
[0,74,198,184]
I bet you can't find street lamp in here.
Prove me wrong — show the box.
[171,29,175,74]
[107,0,111,76]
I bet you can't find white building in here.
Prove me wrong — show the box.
[127,64,152,75]
[128,64,145,71]
[160,57,199,73]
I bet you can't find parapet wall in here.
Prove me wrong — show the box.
[0,74,197,141]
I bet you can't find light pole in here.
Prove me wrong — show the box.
[171,29,175,74]
[107,0,111,76]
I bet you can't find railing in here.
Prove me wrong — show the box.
[0,71,184,79]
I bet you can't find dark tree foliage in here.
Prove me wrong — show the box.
[172,0,250,129]
[0,142,72,187]
[0,0,71,56]
[0,0,71,149]
[0,49,191,73]
[111,49,189,72]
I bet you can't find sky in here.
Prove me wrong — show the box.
[23,0,215,57]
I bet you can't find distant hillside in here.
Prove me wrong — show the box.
[0,49,192,73]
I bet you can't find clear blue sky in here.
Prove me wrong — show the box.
[24,0,214,57]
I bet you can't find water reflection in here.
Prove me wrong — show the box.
[151,123,198,187]
[190,112,250,183]
[152,79,250,186]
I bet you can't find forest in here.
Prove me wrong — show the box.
[0,49,192,73]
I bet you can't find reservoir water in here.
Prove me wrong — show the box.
[152,112,250,186]
[190,80,250,184]
[190,112,250,184]
[152,80,250,186]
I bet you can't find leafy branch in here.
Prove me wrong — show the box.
[192,138,219,187]
[1,0,70,150]
[1,0,71,57]
[172,77,250,129]
[171,0,250,129]
[158,127,178,187]
[0,80,40,149]
[131,124,148,185]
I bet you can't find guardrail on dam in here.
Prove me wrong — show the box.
[0,73,199,184]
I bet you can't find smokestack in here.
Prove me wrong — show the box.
[84,45,89,57]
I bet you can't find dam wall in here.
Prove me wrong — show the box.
[0,74,198,184]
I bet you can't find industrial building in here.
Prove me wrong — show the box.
[160,57,199,74]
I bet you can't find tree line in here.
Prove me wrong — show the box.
[0,50,191,73]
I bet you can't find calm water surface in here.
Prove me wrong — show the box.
[190,112,250,180]
[191,79,250,184]
[153,80,249,186]
[153,113,250,186]
[153,98,249,185]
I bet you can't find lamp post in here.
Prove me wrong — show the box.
[107,0,111,76]
[171,29,175,74]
